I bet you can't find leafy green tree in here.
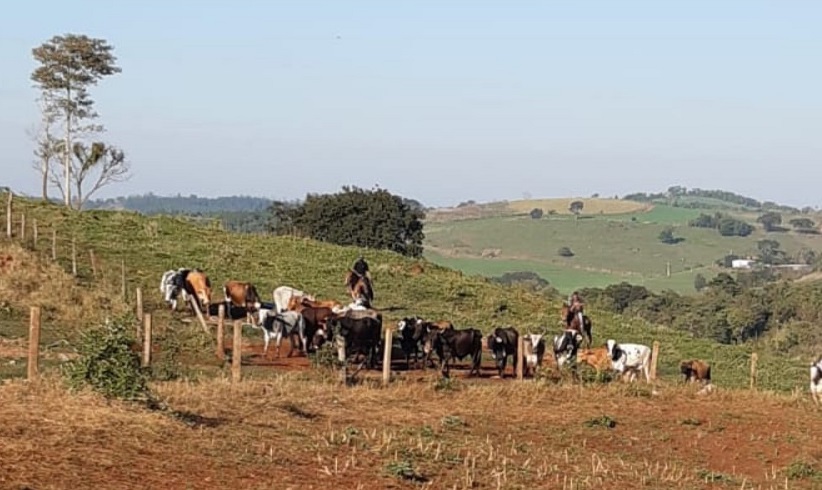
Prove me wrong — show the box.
[529,208,543,219]
[31,34,121,208]
[707,272,741,296]
[789,217,816,233]
[658,226,682,244]
[569,200,584,216]
[757,239,787,265]
[280,186,425,257]
[694,273,707,291]
[717,217,754,237]
[756,211,782,232]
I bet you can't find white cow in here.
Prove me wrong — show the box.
[811,356,822,406]
[553,329,583,369]
[272,285,314,313]
[606,339,652,383]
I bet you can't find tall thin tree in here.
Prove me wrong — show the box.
[31,34,121,208]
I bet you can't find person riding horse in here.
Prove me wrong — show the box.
[567,291,584,328]
[345,255,374,304]
[352,255,370,279]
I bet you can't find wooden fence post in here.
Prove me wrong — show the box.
[216,304,226,361]
[89,249,98,279]
[750,352,758,390]
[516,335,524,381]
[71,235,77,276]
[232,320,242,382]
[142,313,152,368]
[120,260,126,300]
[20,213,25,242]
[189,296,210,334]
[382,326,393,386]
[650,341,660,380]
[5,191,11,239]
[136,288,144,324]
[28,306,41,380]
[32,219,38,249]
[51,229,57,261]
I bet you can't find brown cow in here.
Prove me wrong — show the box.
[184,269,212,312]
[287,295,342,312]
[577,347,611,373]
[680,359,711,385]
[223,280,262,322]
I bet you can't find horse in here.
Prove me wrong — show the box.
[344,270,374,306]
[560,303,592,348]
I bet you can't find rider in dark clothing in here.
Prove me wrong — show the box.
[352,255,370,278]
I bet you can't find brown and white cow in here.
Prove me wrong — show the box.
[811,356,822,406]
[223,280,262,323]
[680,359,711,385]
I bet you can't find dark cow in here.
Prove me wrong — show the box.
[295,305,336,352]
[419,319,455,368]
[552,329,583,369]
[329,313,383,370]
[486,326,519,377]
[397,316,426,370]
[680,359,711,385]
[427,326,482,378]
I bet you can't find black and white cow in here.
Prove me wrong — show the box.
[523,333,546,376]
[427,326,482,378]
[397,316,425,370]
[811,355,822,406]
[160,268,191,310]
[606,339,652,383]
[486,326,519,377]
[553,329,583,369]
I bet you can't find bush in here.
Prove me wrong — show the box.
[529,208,543,219]
[557,246,574,257]
[62,318,151,402]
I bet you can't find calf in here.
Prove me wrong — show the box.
[428,326,482,378]
[577,347,611,374]
[606,339,652,383]
[183,269,212,312]
[329,313,383,370]
[397,317,425,370]
[553,329,583,369]
[486,326,519,377]
[811,356,822,406]
[523,333,546,376]
[680,359,711,385]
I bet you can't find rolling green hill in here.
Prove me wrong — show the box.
[423,201,822,295]
[0,195,811,392]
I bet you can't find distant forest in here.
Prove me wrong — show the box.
[622,186,812,214]
[84,193,279,233]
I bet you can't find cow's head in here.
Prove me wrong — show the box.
[422,326,441,356]
[313,326,329,350]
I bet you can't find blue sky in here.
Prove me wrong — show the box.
[1,1,820,207]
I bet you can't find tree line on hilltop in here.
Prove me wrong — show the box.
[623,185,811,214]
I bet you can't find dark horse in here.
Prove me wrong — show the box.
[344,270,374,306]
[560,303,592,348]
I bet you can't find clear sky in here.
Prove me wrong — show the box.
[1,1,820,208]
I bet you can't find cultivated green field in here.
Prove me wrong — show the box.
[424,202,822,295]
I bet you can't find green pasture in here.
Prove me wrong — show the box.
[0,197,813,393]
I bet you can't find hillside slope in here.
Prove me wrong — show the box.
[0,197,811,392]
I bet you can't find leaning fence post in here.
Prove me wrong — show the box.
[516,335,524,381]
[5,191,12,238]
[382,326,393,386]
[232,320,242,382]
[20,213,26,242]
[650,341,660,380]
[28,306,41,380]
[142,313,152,368]
[216,304,226,361]
[189,296,210,335]
[750,352,758,390]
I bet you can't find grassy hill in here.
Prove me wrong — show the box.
[424,199,822,295]
[2,195,821,489]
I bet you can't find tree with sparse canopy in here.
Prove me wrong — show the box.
[65,142,129,209]
[274,186,425,257]
[31,34,123,208]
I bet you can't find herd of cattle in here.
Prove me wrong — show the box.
[158,267,822,402]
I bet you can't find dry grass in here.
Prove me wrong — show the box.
[0,243,127,334]
[2,374,820,489]
[505,198,651,216]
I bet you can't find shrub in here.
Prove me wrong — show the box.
[557,246,574,257]
[62,318,151,402]
[529,208,544,219]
